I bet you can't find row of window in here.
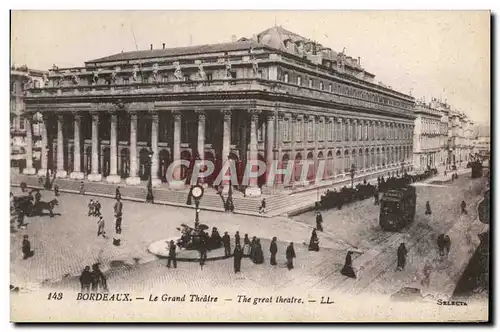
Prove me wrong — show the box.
[281,71,410,110]
[279,118,413,143]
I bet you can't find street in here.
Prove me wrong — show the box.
[11,171,488,300]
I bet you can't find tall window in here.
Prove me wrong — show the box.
[297,76,302,86]
[344,120,349,141]
[284,73,289,83]
[329,84,332,93]
[358,122,362,140]
[295,119,302,141]
[307,121,313,141]
[309,79,313,88]
[336,120,341,141]
[319,82,324,90]
[351,121,356,141]
[282,118,290,142]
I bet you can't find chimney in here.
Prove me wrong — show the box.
[231,35,237,43]
[150,44,153,50]
[162,43,166,49]
[358,57,361,66]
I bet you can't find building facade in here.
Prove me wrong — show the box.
[448,111,474,167]
[412,98,443,170]
[471,124,490,157]
[10,66,47,167]
[22,26,415,196]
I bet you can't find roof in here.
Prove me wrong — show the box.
[256,26,309,50]
[87,40,263,63]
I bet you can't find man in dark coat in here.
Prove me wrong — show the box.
[222,231,231,257]
[167,240,177,268]
[210,227,222,249]
[54,184,60,197]
[461,200,468,214]
[88,199,94,216]
[425,201,432,215]
[340,251,356,278]
[252,239,264,264]
[316,212,324,232]
[114,198,123,234]
[22,235,33,259]
[235,231,241,246]
[91,263,107,292]
[95,201,102,216]
[115,186,121,200]
[233,244,243,273]
[286,242,296,270]
[308,229,320,252]
[374,188,379,205]
[79,266,92,292]
[199,241,207,268]
[269,237,278,266]
[35,190,42,203]
[397,243,408,271]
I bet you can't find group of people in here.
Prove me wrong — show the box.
[79,263,108,293]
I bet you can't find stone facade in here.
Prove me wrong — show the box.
[10,66,47,171]
[21,26,416,195]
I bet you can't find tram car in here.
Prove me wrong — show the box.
[379,186,417,232]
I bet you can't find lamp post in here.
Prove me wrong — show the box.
[146,148,154,203]
[44,145,52,190]
[350,163,356,189]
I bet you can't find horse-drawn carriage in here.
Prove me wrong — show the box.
[12,190,58,218]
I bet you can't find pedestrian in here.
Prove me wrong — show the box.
[443,235,451,257]
[97,216,106,238]
[374,189,379,205]
[91,263,107,292]
[95,200,102,217]
[235,231,240,246]
[461,200,468,214]
[249,236,257,259]
[269,237,278,266]
[88,199,94,216]
[259,198,266,215]
[222,231,231,257]
[233,244,243,273]
[308,229,320,252]
[35,190,42,203]
[54,184,60,197]
[17,210,25,229]
[437,234,446,256]
[79,266,92,293]
[114,197,123,234]
[286,242,296,270]
[243,234,251,257]
[167,240,177,268]
[316,211,324,232]
[425,201,432,215]
[252,239,264,264]
[397,243,408,271]
[115,186,121,200]
[340,251,356,278]
[199,241,207,268]
[22,235,33,260]
[79,181,85,195]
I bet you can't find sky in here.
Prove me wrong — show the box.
[10,10,490,124]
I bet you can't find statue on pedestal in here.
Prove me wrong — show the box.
[42,73,49,87]
[197,63,207,81]
[225,60,232,79]
[71,74,79,85]
[152,63,159,82]
[92,71,99,85]
[132,65,139,82]
[174,62,183,81]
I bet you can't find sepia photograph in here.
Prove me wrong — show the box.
[9,10,491,322]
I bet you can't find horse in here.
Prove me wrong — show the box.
[34,199,59,217]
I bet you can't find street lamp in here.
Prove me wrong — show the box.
[146,148,154,203]
[350,163,356,189]
[44,145,52,190]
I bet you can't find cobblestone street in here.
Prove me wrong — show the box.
[11,170,488,301]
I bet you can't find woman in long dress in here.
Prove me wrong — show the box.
[252,239,264,264]
[243,234,251,257]
[340,251,356,278]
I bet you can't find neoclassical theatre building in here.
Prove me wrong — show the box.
[23,26,415,196]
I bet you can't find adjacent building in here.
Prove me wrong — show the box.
[10,66,47,169]
[21,26,416,196]
[448,111,474,167]
[412,98,443,170]
[472,124,490,157]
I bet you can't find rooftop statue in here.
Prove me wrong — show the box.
[225,60,232,79]
[42,73,49,86]
[197,63,207,81]
[111,67,120,83]
[132,65,139,81]
[174,62,183,81]
[71,74,79,85]
[92,70,99,84]
[152,63,159,82]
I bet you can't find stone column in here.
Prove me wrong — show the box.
[37,116,48,177]
[70,113,84,179]
[106,112,121,184]
[22,116,36,175]
[266,113,275,187]
[126,112,140,185]
[221,109,232,193]
[88,112,102,182]
[194,110,206,186]
[150,112,162,187]
[169,110,184,189]
[55,114,67,178]
[245,109,261,197]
